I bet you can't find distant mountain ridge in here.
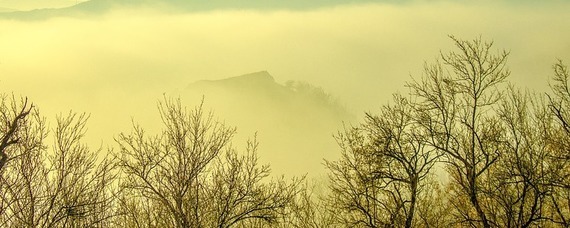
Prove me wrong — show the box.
[191,71,277,89]
[181,71,353,177]
[185,71,349,116]
[188,71,292,100]
[0,0,389,20]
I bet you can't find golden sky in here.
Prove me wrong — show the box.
[1,0,569,177]
[0,0,81,11]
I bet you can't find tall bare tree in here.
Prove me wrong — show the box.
[489,87,555,227]
[205,137,301,228]
[407,36,509,227]
[325,93,440,228]
[115,98,301,228]
[0,110,118,227]
[116,98,235,228]
[546,60,570,226]
[325,124,383,227]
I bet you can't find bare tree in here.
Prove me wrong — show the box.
[488,87,556,227]
[0,104,47,227]
[545,60,570,226]
[325,122,386,227]
[279,180,336,228]
[414,178,453,227]
[205,137,302,228]
[115,98,301,228]
[369,94,442,227]
[47,113,118,227]
[0,95,33,173]
[325,93,440,228]
[0,110,118,227]
[548,60,570,135]
[407,36,509,227]
[116,98,234,228]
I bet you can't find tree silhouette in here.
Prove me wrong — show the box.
[324,93,441,227]
[323,36,570,227]
[0,96,33,174]
[0,111,117,227]
[545,60,570,226]
[407,36,509,227]
[115,98,301,228]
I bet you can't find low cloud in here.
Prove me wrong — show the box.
[0,1,569,176]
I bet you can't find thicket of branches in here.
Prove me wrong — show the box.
[1,36,570,227]
[321,37,570,228]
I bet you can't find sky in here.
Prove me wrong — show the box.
[1,0,569,178]
[0,0,82,11]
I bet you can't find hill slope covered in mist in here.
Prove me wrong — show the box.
[181,71,353,177]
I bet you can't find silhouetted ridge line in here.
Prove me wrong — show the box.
[190,71,278,88]
[217,71,274,83]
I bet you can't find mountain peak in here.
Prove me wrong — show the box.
[224,71,274,83]
[187,71,279,91]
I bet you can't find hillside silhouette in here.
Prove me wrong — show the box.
[182,71,353,177]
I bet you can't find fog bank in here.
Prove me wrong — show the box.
[1,1,569,176]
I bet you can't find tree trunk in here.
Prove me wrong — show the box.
[405,177,418,228]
